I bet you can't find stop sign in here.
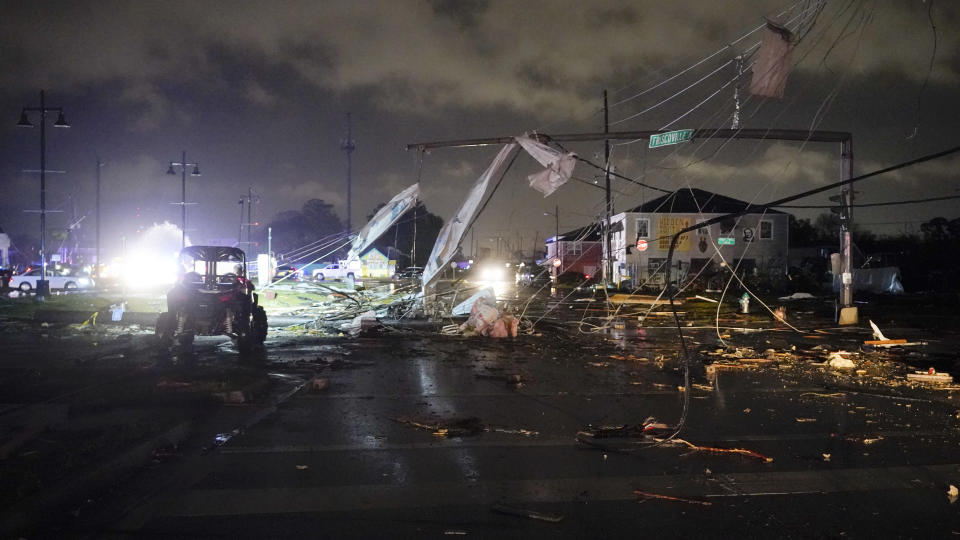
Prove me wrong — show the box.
[636,239,648,251]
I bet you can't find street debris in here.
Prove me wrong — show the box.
[906,369,954,384]
[665,438,774,462]
[393,417,537,438]
[341,310,379,336]
[827,351,856,369]
[311,377,329,391]
[949,484,958,504]
[491,503,564,522]
[778,292,816,300]
[634,490,712,506]
[457,294,518,338]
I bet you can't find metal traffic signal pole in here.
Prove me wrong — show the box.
[407,128,855,317]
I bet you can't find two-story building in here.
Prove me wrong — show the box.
[607,188,789,288]
[545,223,603,280]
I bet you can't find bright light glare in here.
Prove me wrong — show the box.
[122,249,179,289]
[480,266,505,281]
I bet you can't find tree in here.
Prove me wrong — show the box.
[262,199,346,260]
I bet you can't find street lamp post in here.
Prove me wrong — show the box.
[544,205,560,276]
[17,90,70,299]
[166,151,201,249]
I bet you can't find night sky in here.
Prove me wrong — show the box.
[1,0,958,258]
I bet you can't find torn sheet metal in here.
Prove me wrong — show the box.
[422,144,518,292]
[451,287,496,317]
[347,183,419,261]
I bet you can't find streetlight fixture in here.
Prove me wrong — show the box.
[17,90,70,299]
[166,151,201,249]
[544,205,560,274]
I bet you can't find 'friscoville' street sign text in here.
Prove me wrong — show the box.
[649,129,693,148]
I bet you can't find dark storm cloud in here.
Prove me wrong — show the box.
[2,0,959,247]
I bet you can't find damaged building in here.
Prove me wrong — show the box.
[607,188,789,288]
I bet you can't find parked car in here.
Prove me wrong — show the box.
[273,264,300,281]
[393,266,423,282]
[10,267,95,292]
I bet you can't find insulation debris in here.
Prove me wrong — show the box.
[634,490,712,506]
[492,503,564,522]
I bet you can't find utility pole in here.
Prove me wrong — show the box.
[603,90,612,285]
[407,128,856,313]
[341,112,356,232]
[237,198,245,247]
[96,158,103,278]
[839,138,856,322]
[732,55,744,129]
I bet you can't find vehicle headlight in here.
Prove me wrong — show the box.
[480,267,504,281]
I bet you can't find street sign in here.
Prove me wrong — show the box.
[718,237,735,246]
[649,129,693,149]
[635,239,648,251]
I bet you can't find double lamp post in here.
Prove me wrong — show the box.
[17,90,70,299]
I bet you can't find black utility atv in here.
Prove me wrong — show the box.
[156,246,267,351]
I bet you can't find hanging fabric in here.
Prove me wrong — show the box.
[515,134,577,197]
[749,19,794,98]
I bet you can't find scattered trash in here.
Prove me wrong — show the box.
[822,453,831,462]
[778,292,816,300]
[796,417,818,423]
[948,484,958,504]
[457,294,519,338]
[311,377,329,391]
[692,295,719,303]
[906,370,954,384]
[296,464,309,470]
[340,310,379,336]
[869,320,889,341]
[393,417,485,438]
[491,503,564,522]
[773,306,786,322]
[827,351,856,369]
[634,490,712,506]
[452,288,496,317]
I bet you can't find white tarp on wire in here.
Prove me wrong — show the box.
[515,134,577,197]
[347,183,419,260]
[749,19,794,98]
[422,144,518,293]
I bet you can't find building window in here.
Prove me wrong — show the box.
[648,257,667,275]
[636,218,650,239]
[565,241,582,255]
[759,220,773,240]
[695,218,709,236]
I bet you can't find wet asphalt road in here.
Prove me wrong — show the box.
[52,322,960,539]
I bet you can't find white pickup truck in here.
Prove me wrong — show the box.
[310,262,357,281]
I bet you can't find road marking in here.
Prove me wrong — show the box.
[157,463,960,517]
